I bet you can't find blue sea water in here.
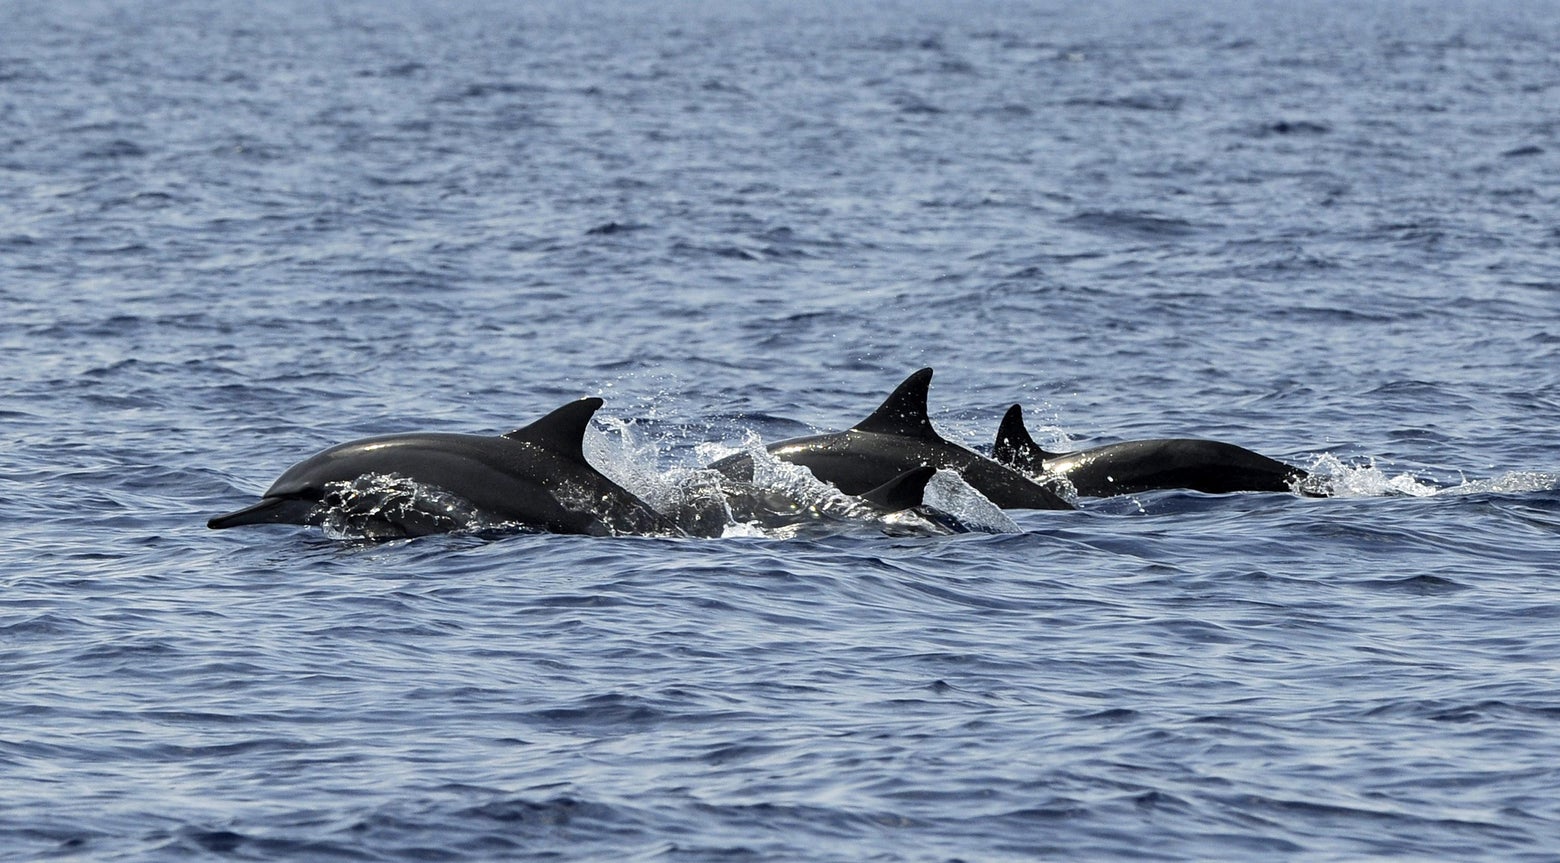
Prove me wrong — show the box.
[4,0,1560,859]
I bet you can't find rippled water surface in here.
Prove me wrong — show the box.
[4,1,1560,860]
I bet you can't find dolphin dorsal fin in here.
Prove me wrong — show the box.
[859,466,937,512]
[994,404,1059,468]
[503,397,604,463]
[851,368,940,439]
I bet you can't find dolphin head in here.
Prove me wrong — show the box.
[206,449,361,530]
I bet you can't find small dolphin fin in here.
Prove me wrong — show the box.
[994,404,1058,470]
[851,368,941,439]
[503,397,604,464]
[859,466,938,512]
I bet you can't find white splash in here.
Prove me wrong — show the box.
[922,468,1022,533]
[585,415,672,505]
[1300,453,1441,497]
[316,472,490,540]
[1438,470,1560,497]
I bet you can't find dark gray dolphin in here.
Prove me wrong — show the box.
[208,397,681,538]
[993,404,1308,497]
[709,369,1073,510]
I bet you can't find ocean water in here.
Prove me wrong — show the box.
[4,0,1560,859]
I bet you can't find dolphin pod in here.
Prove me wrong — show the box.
[209,368,1310,539]
[208,393,965,539]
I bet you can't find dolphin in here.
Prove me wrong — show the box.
[709,369,1073,510]
[208,397,682,538]
[993,404,1308,497]
[663,460,969,538]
